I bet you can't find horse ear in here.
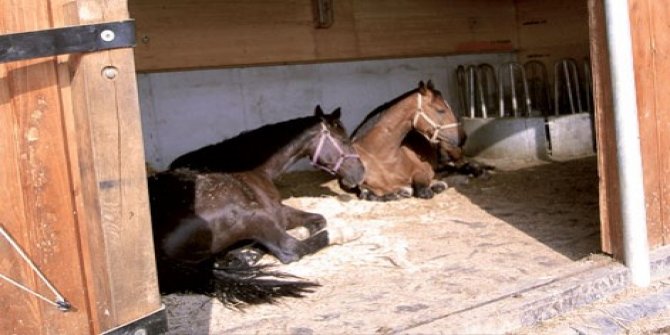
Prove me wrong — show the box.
[331,107,341,119]
[427,80,435,90]
[418,80,428,95]
[314,105,325,118]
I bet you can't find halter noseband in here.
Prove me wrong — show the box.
[412,93,460,143]
[311,123,360,175]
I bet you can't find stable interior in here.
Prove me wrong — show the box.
[128,1,602,333]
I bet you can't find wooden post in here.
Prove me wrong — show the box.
[0,0,162,333]
[590,0,670,257]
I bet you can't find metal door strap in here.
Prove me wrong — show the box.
[0,225,71,311]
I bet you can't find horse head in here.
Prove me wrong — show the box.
[311,105,366,189]
[413,80,466,155]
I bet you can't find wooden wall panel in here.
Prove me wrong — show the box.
[352,0,517,57]
[131,0,317,71]
[515,0,590,78]
[629,0,670,247]
[130,0,518,72]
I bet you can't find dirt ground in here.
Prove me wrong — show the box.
[161,156,602,334]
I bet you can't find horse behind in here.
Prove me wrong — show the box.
[347,80,465,201]
[150,106,365,305]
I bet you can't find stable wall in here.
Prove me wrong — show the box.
[139,53,513,170]
[129,0,588,73]
[131,0,591,170]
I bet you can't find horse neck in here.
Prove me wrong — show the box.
[252,129,315,180]
[358,96,417,150]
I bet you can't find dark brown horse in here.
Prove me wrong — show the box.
[151,106,365,305]
[348,80,465,201]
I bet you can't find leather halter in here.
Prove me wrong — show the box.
[311,123,360,174]
[412,93,460,143]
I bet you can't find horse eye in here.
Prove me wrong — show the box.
[437,109,446,114]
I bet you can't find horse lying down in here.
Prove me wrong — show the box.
[344,80,487,201]
[150,106,365,306]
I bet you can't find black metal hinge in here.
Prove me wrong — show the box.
[100,305,168,335]
[0,20,135,64]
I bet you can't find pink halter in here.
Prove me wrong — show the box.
[412,93,461,143]
[311,123,360,174]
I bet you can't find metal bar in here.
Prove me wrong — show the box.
[498,66,506,117]
[563,61,576,114]
[0,20,135,63]
[509,63,519,117]
[518,65,532,116]
[467,65,476,118]
[524,60,550,116]
[476,67,487,118]
[604,0,650,287]
[568,59,583,113]
[554,62,561,116]
[456,66,467,116]
[584,57,593,113]
[478,63,497,119]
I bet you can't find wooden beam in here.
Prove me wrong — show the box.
[588,0,622,258]
[129,0,518,72]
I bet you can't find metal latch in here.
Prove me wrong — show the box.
[0,20,135,63]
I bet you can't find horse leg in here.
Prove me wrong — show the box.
[258,226,330,264]
[400,147,437,199]
[282,205,326,234]
[218,209,326,268]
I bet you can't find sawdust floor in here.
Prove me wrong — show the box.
[162,156,601,335]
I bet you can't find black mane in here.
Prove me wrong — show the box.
[351,88,419,141]
[169,116,321,172]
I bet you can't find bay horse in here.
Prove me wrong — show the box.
[150,106,365,305]
[347,80,465,201]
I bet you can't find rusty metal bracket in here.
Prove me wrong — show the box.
[0,20,135,63]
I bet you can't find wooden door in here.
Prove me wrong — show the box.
[589,0,670,258]
[0,0,162,334]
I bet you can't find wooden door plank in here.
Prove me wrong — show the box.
[0,62,43,335]
[68,0,162,329]
[588,0,623,258]
[647,0,670,244]
[0,0,93,333]
[628,0,663,247]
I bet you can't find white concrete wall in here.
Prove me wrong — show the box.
[138,53,514,171]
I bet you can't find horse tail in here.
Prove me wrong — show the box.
[210,264,319,305]
[157,258,319,307]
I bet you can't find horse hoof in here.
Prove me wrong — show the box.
[397,187,413,198]
[415,187,434,199]
[365,192,386,202]
[288,226,311,240]
[430,181,448,194]
[381,193,401,202]
[220,247,265,267]
[328,226,363,245]
[277,253,301,264]
[443,175,470,186]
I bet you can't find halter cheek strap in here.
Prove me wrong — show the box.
[311,123,360,175]
[412,93,461,143]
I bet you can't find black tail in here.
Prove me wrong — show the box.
[157,258,319,307]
